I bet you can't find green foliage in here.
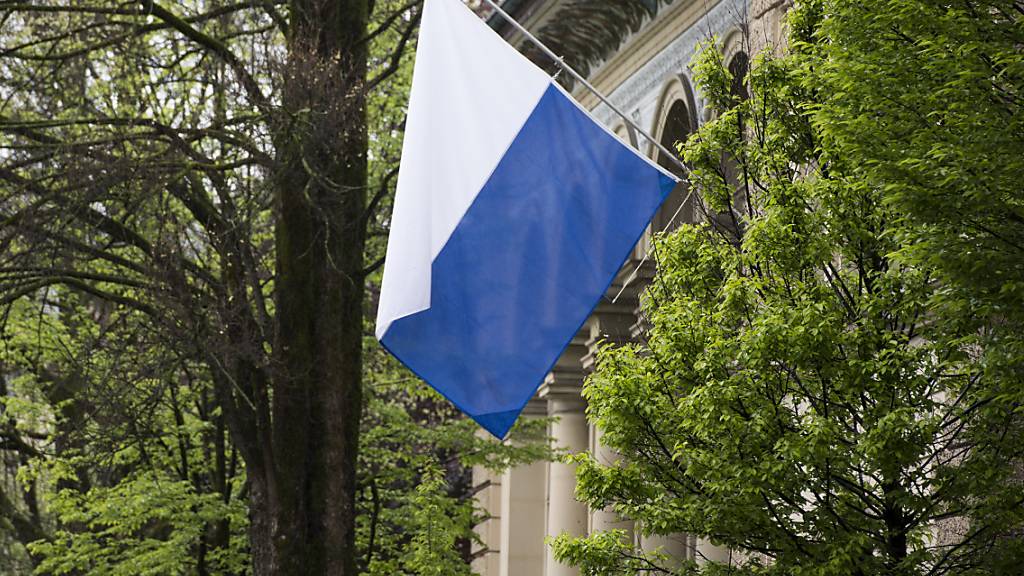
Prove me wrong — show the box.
[809,0,1024,318]
[0,1,552,574]
[553,5,1024,575]
[804,0,1024,451]
[0,291,251,575]
[401,463,474,576]
[357,344,553,575]
[28,473,247,576]
[550,529,699,576]
[0,291,550,576]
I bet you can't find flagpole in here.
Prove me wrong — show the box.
[479,0,689,177]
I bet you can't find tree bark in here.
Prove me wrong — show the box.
[0,1,375,572]
[251,1,370,574]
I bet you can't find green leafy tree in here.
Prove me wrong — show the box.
[356,349,552,575]
[806,0,1024,474]
[0,288,251,575]
[552,5,1024,575]
[28,473,248,576]
[0,289,549,576]
[400,463,475,576]
[0,1,552,575]
[0,0,402,570]
[809,0,1024,323]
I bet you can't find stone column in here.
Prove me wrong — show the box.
[499,400,548,576]
[581,304,640,373]
[696,539,731,565]
[544,395,588,576]
[471,461,503,576]
[640,532,693,569]
[581,274,649,545]
[541,330,589,576]
[588,424,634,539]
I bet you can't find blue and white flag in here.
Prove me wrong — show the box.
[376,0,678,438]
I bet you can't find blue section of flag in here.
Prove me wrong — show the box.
[380,85,675,438]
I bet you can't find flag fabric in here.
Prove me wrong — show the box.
[376,0,678,438]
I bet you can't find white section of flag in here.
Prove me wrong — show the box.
[376,0,552,339]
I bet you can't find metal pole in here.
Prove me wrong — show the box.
[479,0,689,176]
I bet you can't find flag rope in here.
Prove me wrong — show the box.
[479,0,691,177]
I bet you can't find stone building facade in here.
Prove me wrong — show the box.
[470,1,790,575]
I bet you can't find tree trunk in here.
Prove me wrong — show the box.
[253,1,370,574]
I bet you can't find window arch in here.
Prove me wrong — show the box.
[701,29,749,123]
[651,75,698,147]
[656,100,692,179]
[728,51,749,104]
[713,47,752,243]
[612,122,638,149]
[721,27,748,79]
[650,75,697,234]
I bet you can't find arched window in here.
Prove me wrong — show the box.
[657,100,691,178]
[652,99,694,233]
[728,51,749,104]
[706,49,751,245]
